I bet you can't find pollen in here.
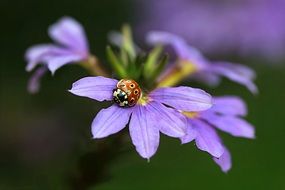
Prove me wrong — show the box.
[137,94,150,106]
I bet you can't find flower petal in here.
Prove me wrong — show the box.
[213,146,232,173]
[46,53,83,74]
[193,119,224,158]
[211,96,247,116]
[191,71,221,87]
[27,66,48,94]
[216,62,256,79]
[210,62,258,94]
[150,86,212,112]
[180,120,197,144]
[91,105,132,138]
[146,31,208,68]
[25,44,57,71]
[69,76,118,101]
[129,105,160,159]
[201,113,255,138]
[25,44,84,74]
[48,17,89,55]
[147,101,186,138]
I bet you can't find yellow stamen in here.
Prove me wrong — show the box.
[182,111,199,119]
[157,60,197,87]
[137,94,150,106]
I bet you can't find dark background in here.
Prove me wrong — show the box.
[1,0,285,189]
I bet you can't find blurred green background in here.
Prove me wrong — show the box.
[1,0,285,189]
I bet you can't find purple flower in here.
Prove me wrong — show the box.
[181,96,255,172]
[69,76,212,159]
[147,31,258,93]
[25,17,89,93]
[136,0,285,61]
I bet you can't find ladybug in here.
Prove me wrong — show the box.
[113,79,142,107]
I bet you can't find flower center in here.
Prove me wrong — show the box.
[137,94,150,106]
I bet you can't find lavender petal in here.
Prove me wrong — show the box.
[180,120,197,144]
[191,71,221,87]
[147,101,187,138]
[150,86,212,112]
[193,119,224,158]
[25,44,57,71]
[213,146,232,173]
[210,62,258,94]
[91,105,132,138]
[69,76,118,101]
[27,66,48,94]
[201,113,255,139]
[46,53,83,74]
[25,44,84,74]
[211,96,247,116]
[48,17,89,55]
[129,105,160,160]
[146,31,208,68]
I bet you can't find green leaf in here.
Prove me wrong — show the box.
[149,54,169,81]
[120,48,128,66]
[143,46,162,78]
[122,24,136,59]
[106,46,128,78]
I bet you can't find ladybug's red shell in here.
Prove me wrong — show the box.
[113,79,141,107]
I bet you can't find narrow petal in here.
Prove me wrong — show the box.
[25,44,57,71]
[91,105,132,138]
[25,44,84,74]
[150,86,212,112]
[193,119,224,158]
[47,53,83,74]
[215,62,256,79]
[147,101,186,138]
[146,31,208,68]
[210,62,258,94]
[69,76,118,102]
[129,105,160,159]
[201,113,255,138]
[213,146,232,173]
[191,71,221,87]
[27,66,48,94]
[211,96,247,116]
[49,17,89,55]
[180,119,197,144]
